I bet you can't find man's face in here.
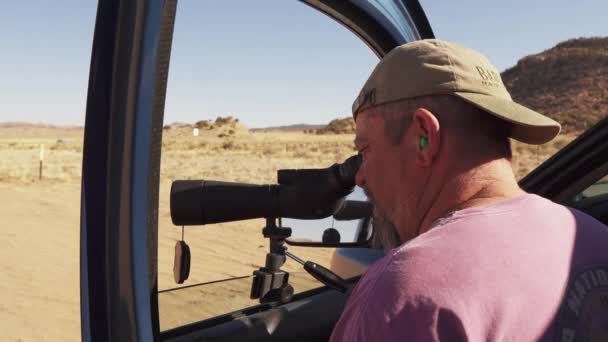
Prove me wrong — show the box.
[354,110,420,243]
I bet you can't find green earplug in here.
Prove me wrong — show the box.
[420,137,429,149]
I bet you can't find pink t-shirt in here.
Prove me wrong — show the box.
[330,194,608,341]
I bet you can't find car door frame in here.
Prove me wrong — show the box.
[520,117,608,202]
[80,1,176,341]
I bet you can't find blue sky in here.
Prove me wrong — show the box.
[0,1,606,128]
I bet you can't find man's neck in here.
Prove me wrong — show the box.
[416,159,525,235]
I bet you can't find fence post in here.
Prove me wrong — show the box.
[39,144,44,180]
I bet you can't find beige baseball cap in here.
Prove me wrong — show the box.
[352,39,561,144]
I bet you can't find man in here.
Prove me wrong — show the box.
[330,39,608,341]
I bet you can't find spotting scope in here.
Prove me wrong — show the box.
[170,154,362,225]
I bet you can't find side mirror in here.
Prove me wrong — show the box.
[284,198,373,248]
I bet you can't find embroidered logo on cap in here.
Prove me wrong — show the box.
[475,66,502,88]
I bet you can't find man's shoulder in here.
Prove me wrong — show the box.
[332,247,468,341]
[337,243,473,342]
[358,243,468,307]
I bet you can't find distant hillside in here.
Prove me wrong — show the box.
[502,37,608,132]
[315,117,355,134]
[251,118,355,134]
[0,122,82,129]
[251,124,325,132]
[198,116,249,137]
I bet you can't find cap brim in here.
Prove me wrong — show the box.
[454,92,561,145]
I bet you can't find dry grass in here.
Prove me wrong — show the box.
[0,125,576,185]
[0,127,83,183]
[160,128,356,183]
[511,133,578,178]
[0,125,579,339]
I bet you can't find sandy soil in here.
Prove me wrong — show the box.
[0,182,81,341]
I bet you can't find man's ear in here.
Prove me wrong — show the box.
[412,108,440,167]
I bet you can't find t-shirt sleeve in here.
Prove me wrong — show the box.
[332,295,468,342]
[330,255,469,342]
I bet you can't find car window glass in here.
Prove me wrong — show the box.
[157,1,377,331]
[573,175,608,202]
[158,272,319,330]
[282,186,367,243]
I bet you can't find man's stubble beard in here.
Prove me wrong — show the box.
[363,187,402,251]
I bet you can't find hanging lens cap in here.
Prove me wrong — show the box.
[173,240,191,284]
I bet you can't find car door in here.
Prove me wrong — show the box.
[79,1,433,342]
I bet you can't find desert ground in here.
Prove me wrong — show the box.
[0,122,577,340]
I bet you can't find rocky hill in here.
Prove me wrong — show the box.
[163,116,249,138]
[315,117,356,134]
[502,37,608,132]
